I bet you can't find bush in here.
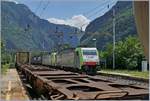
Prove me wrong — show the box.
[1,64,10,74]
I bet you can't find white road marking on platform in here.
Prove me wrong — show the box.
[6,81,11,100]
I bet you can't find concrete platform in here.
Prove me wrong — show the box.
[1,68,29,100]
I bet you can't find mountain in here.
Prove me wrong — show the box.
[80,1,137,50]
[1,1,81,52]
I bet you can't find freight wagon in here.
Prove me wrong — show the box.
[42,53,57,66]
[15,52,30,68]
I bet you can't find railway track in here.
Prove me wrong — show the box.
[96,72,149,87]
[17,64,149,100]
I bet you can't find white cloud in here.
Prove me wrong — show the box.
[47,15,90,31]
[2,0,18,4]
[48,18,66,25]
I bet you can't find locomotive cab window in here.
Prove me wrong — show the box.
[83,50,97,55]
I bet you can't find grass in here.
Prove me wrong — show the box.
[100,69,149,79]
[1,64,10,75]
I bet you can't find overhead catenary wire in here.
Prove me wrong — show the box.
[80,1,119,45]
[83,0,112,16]
[34,0,43,14]
[84,0,117,19]
[31,1,116,35]
[36,0,116,32]
[75,0,117,31]
[39,0,51,17]
[24,0,44,33]
[86,0,116,19]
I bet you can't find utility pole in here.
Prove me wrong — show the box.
[55,27,64,51]
[92,38,96,47]
[113,7,116,70]
[43,41,45,50]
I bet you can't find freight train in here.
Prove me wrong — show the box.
[31,47,100,74]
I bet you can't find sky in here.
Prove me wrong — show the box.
[3,0,117,30]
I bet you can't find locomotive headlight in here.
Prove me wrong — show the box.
[83,59,87,62]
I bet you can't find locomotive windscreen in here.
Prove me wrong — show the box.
[83,50,97,55]
[81,48,99,62]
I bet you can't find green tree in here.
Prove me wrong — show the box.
[101,36,144,70]
[1,41,12,64]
